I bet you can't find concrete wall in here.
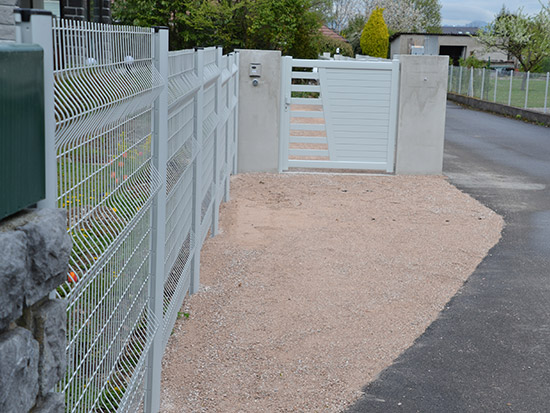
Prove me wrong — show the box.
[395,55,449,175]
[236,49,281,173]
[0,209,71,413]
[448,92,550,127]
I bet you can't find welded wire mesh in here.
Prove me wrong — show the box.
[42,18,239,409]
[448,66,549,113]
[52,18,162,413]
[161,49,200,345]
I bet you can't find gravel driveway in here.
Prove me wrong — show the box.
[160,172,503,412]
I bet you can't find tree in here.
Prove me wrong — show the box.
[325,0,363,33]
[476,4,550,74]
[247,0,322,58]
[112,0,323,57]
[360,7,389,57]
[342,14,368,54]
[413,0,442,33]
[364,0,425,34]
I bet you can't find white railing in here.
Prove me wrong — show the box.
[448,66,549,113]
[17,14,238,413]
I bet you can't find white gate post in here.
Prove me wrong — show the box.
[15,10,56,209]
[278,56,292,172]
[144,26,169,413]
[386,58,400,173]
[190,48,205,294]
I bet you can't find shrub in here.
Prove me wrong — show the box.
[316,35,354,57]
[360,7,389,58]
[459,54,487,69]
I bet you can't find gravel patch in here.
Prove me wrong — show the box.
[160,173,503,412]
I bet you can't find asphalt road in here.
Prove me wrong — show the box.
[346,102,550,413]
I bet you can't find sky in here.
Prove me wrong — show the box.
[441,0,547,26]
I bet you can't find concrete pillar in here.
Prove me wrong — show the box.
[236,49,281,173]
[395,55,449,175]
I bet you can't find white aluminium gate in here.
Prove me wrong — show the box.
[279,57,400,172]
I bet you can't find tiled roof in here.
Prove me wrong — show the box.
[320,25,348,43]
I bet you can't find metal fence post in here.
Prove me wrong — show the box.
[468,67,474,97]
[449,65,453,92]
[145,26,169,413]
[211,46,223,237]
[508,70,513,106]
[223,54,233,203]
[494,69,498,102]
[458,65,463,95]
[190,48,205,294]
[545,72,549,113]
[524,71,530,109]
[233,52,240,175]
[479,68,485,99]
[15,10,56,209]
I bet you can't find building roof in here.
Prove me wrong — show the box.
[319,25,348,43]
[389,32,476,42]
[441,26,480,35]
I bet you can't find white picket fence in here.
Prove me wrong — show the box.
[17,14,238,413]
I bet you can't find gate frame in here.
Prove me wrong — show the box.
[279,56,400,173]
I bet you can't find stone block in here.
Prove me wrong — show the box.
[18,209,72,306]
[33,299,67,395]
[0,0,18,6]
[31,392,64,413]
[0,21,15,42]
[0,231,28,331]
[0,327,39,412]
[0,4,16,25]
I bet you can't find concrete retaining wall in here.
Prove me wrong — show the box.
[0,209,71,413]
[448,92,550,127]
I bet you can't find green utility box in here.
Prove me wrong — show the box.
[0,43,45,221]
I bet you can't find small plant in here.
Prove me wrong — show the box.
[177,311,190,319]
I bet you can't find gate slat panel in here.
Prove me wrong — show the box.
[280,56,399,172]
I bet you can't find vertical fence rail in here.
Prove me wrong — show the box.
[16,14,239,412]
[144,26,168,413]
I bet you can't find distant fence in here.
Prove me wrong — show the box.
[17,12,238,413]
[448,66,549,113]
